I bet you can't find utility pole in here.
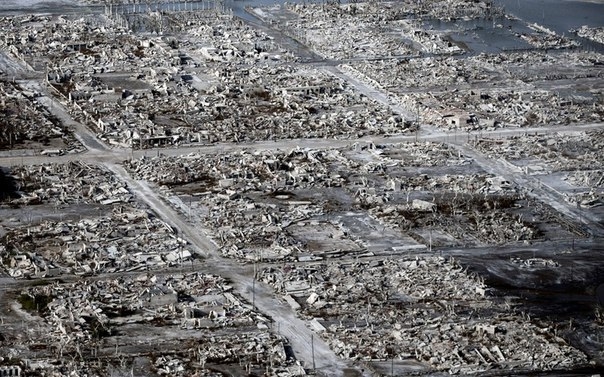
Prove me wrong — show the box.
[311,334,316,372]
[188,195,192,221]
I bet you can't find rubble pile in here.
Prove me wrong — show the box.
[151,349,301,377]
[259,258,587,373]
[275,1,476,59]
[283,0,497,25]
[0,80,80,151]
[115,9,291,63]
[1,13,403,147]
[511,257,560,268]
[261,257,484,300]
[353,172,518,197]
[189,332,290,367]
[126,149,349,192]
[22,273,264,341]
[205,197,322,261]
[279,3,415,59]
[346,51,603,93]
[75,54,398,143]
[343,141,471,167]
[332,144,533,245]
[370,193,537,245]
[343,57,496,92]
[9,161,132,205]
[573,25,604,45]
[126,145,531,252]
[471,132,603,208]
[520,23,580,50]
[126,150,354,260]
[17,273,295,375]
[470,130,604,171]
[471,50,602,68]
[0,15,123,70]
[566,170,604,189]
[154,356,189,376]
[563,190,603,208]
[470,51,604,82]
[0,11,279,71]
[399,88,602,130]
[23,351,297,377]
[0,208,193,278]
[413,0,502,21]
[372,173,513,195]
[161,11,290,62]
[341,49,603,131]
[173,64,401,142]
[1,1,600,376]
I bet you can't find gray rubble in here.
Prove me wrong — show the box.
[124,141,573,253]
[398,88,602,130]
[521,23,580,50]
[22,272,262,341]
[469,130,604,217]
[471,51,603,82]
[343,141,472,167]
[259,257,588,373]
[573,25,604,45]
[1,207,193,278]
[253,0,498,59]
[125,142,473,259]
[0,80,82,153]
[342,57,495,92]
[16,272,299,376]
[0,12,407,148]
[369,193,538,246]
[0,2,600,376]
[470,130,604,172]
[125,149,354,261]
[343,49,603,131]
[8,161,133,206]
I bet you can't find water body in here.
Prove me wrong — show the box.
[495,0,604,52]
[426,0,604,54]
[226,0,324,22]
[231,0,604,53]
[3,0,603,33]
[426,16,535,54]
[228,0,604,30]
[0,0,602,53]
[494,0,604,35]
[2,0,604,24]
[0,0,94,15]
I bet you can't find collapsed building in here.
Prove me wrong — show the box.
[259,257,588,374]
[253,0,503,60]
[573,25,604,45]
[12,273,300,376]
[470,130,604,208]
[125,141,581,260]
[0,80,82,152]
[0,12,408,149]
